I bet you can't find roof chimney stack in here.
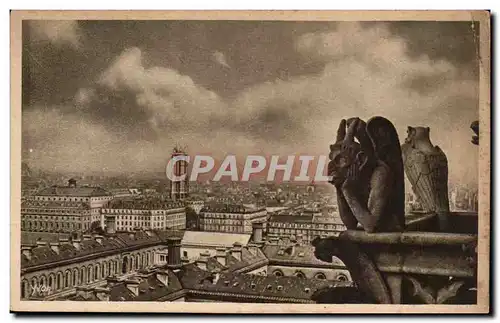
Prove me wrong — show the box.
[21,246,33,260]
[93,287,110,301]
[125,279,140,297]
[215,247,227,266]
[156,270,169,287]
[72,239,82,250]
[68,178,77,188]
[166,237,182,269]
[252,222,264,244]
[49,242,60,254]
[231,242,242,261]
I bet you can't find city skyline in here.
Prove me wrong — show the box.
[23,20,479,187]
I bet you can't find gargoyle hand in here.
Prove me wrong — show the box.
[342,163,360,190]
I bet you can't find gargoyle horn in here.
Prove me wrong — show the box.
[344,118,358,143]
[336,119,347,143]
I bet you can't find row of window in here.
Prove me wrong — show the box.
[199,219,243,225]
[114,214,184,220]
[270,222,345,230]
[21,252,156,299]
[200,225,247,233]
[22,210,90,215]
[22,215,89,221]
[21,221,88,231]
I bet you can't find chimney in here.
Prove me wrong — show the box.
[49,242,60,254]
[166,237,182,269]
[72,239,82,250]
[212,272,220,285]
[252,222,264,243]
[21,246,33,260]
[231,242,242,261]
[283,236,290,245]
[93,287,110,301]
[125,279,140,297]
[106,276,121,288]
[247,243,259,256]
[36,240,47,247]
[68,178,77,188]
[59,238,70,245]
[94,235,104,244]
[82,234,92,241]
[196,251,210,271]
[105,215,116,234]
[128,232,135,240]
[156,270,169,287]
[215,248,227,266]
[76,286,94,299]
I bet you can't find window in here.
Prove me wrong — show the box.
[314,272,326,280]
[273,270,284,277]
[336,274,348,282]
[65,271,70,288]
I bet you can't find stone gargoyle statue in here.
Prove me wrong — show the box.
[401,126,450,231]
[327,116,405,233]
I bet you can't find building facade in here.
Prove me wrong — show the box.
[20,231,183,300]
[21,180,113,233]
[267,213,346,244]
[101,200,186,231]
[199,204,267,234]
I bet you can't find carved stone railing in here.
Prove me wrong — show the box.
[312,215,478,304]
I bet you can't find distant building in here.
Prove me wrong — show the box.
[199,204,267,234]
[185,200,205,214]
[101,199,186,232]
[21,180,113,233]
[108,188,136,199]
[170,147,189,201]
[267,213,345,244]
[181,230,252,261]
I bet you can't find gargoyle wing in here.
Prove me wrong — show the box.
[366,116,406,227]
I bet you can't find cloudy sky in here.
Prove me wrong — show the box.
[22,20,479,185]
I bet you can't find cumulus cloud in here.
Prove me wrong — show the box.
[27,20,83,49]
[95,47,229,131]
[232,22,479,185]
[212,50,231,68]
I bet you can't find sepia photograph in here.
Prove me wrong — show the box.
[10,10,491,314]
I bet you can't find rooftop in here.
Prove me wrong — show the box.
[21,230,183,271]
[200,203,265,214]
[21,200,91,209]
[35,186,111,197]
[182,231,252,248]
[105,199,185,210]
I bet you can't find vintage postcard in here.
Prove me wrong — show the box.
[10,10,491,314]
